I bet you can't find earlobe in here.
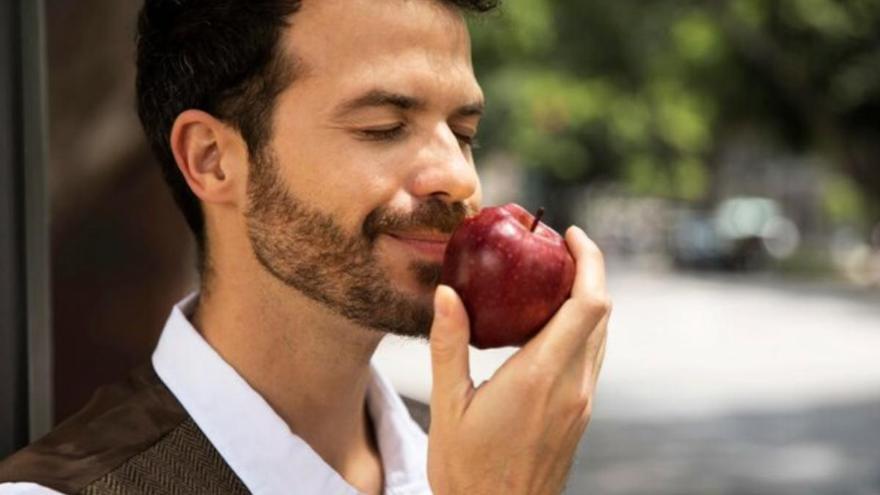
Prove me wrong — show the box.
[170,109,237,204]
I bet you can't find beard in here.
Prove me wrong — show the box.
[244,149,471,338]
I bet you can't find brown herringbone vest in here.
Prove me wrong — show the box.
[0,364,250,494]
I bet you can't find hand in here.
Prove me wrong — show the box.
[427,226,610,495]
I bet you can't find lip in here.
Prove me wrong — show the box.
[385,232,450,260]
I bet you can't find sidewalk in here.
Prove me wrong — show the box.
[569,398,880,494]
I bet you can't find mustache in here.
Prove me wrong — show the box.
[363,198,475,241]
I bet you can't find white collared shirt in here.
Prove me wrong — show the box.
[1,294,432,495]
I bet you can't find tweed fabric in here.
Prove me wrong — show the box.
[0,364,188,492]
[0,364,250,494]
[81,419,249,495]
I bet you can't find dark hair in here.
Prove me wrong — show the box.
[135,0,499,269]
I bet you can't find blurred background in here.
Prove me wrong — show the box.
[2,0,879,493]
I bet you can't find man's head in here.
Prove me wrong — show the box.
[136,0,497,337]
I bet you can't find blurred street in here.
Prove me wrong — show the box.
[374,266,880,494]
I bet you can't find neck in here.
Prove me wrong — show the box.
[192,263,385,481]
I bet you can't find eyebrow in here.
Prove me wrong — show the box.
[333,89,484,119]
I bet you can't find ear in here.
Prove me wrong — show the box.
[169,109,246,206]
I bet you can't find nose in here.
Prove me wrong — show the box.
[407,124,479,204]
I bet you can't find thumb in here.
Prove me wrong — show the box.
[429,285,473,418]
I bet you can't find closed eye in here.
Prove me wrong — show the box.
[357,124,478,149]
[359,125,406,142]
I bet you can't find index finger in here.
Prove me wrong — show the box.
[510,226,608,366]
[565,226,607,299]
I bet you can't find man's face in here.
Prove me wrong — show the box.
[244,0,483,338]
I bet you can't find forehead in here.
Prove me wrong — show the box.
[280,0,480,103]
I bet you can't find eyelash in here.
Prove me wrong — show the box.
[360,125,479,149]
[361,126,406,141]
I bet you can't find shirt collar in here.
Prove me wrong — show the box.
[151,293,430,495]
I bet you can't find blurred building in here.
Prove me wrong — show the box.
[47,0,196,421]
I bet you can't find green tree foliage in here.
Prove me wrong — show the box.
[469,0,880,216]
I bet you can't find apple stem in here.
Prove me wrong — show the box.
[530,207,545,233]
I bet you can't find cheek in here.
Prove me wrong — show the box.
[296,162,404,232]
[347,176,399,227]
[314,145,414,225]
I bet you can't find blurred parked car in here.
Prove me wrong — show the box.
[670,197,801,271]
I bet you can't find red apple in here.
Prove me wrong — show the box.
[441,203,576,349]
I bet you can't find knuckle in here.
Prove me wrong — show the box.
[593,296,612,316]
[561,390,593,429]
[580,399,594,424]
[430,343,455,365]
[598,296,613,316]
[521,365,555,396]
[572,296,612,322]
[569,390,591,416]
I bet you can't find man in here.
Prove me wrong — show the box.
[0,0,610,493]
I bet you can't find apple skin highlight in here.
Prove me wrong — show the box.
[440,203,576,349]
